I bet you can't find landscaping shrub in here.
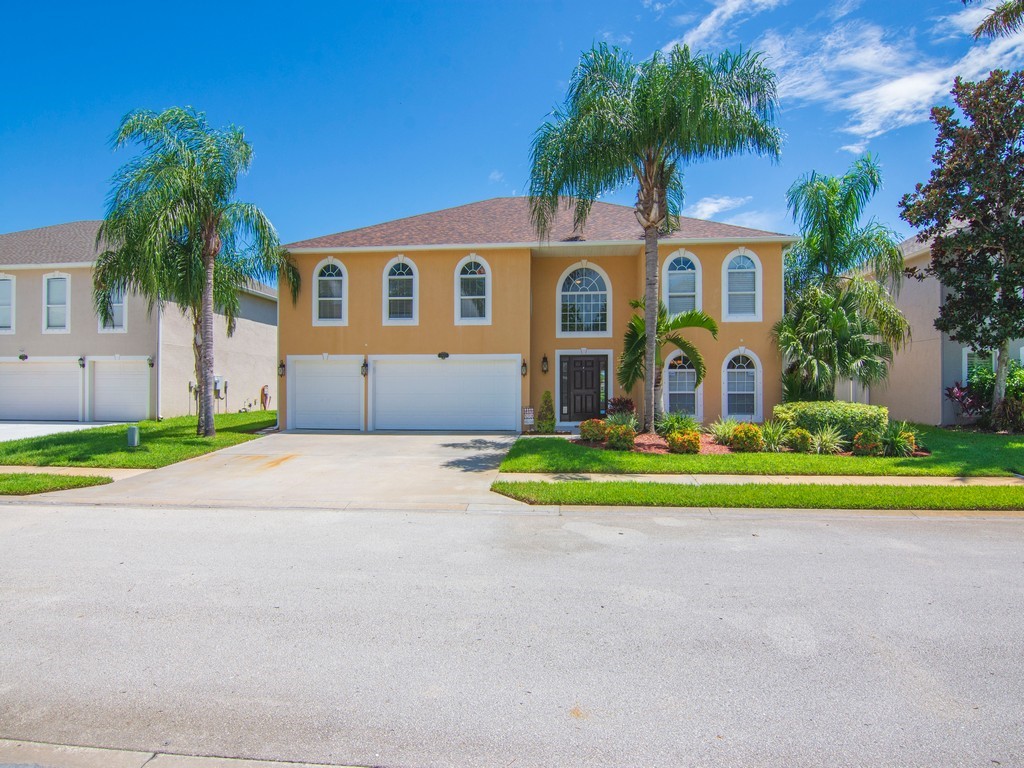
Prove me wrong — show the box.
[579,419,608,443]
[536,391,556,433]
[810,424,848,455]
[707,417,739,446]
[730,423,765,452]
[760,420,789,453]
[605,411,639,430]
[605,424,636,451]
[880,421,918,457]
[607,397,636,416]
[655,412,699,437]
[852,430,882,457]
[993,397,1024,432]
[667,430,701,454]
[773,401,888,441]
[785,427,813,454]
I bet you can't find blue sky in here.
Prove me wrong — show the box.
[2,0,1022,244]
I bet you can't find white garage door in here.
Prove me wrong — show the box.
[371,356,519,430]
[92,360,151,422]
[289,357,363,430]
[0,362,81,421]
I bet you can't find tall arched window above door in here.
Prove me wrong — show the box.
[722,249,762,322]
[557,263,612,338]
[662,252,701,314]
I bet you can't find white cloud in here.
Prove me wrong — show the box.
[725,209,787,232]
[839,140,869,154]
[664,0,786,51]
[488,170,504,183]
[683,194,752,219]
[601,30,633,45]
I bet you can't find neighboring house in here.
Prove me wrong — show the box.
[278,197,794,431]
[866,234,1023,425]
[0,221,279,422]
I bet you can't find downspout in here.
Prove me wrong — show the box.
[156,303,163,419]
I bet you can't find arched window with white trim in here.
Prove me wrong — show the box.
[558,264,611,337]
[455,255,491,325]
[665,353,700,418]
[723,352,762,421]
[723,250,762,321]
[663,252,701,314]
[383,257,418,325]
[313,259,347,326]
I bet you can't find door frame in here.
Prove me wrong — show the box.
[286,354,366,431]
[554,348,614,430]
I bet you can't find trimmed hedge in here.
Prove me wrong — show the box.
[579,419,608,442]
[774,401,888,442]
[731,423,765,453]
[605,424,636,451]
[667,430,701,454]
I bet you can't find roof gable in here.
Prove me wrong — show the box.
[0,221,103,267]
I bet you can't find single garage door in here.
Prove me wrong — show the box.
[92,360,151,422]
[0,361,81,421]
[289,357,363,430]
[371,355,519,431]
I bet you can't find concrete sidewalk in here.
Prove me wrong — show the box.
[495,471,1024,486]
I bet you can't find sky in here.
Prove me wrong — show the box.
[2,0,1023,245]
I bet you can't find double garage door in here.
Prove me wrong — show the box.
[0,360,150,422]
[288,355,520,431]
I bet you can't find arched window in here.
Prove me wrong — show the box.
[383,257,417,324]
[724,252,761,320]
[559,266,609,336]
[455,255,491,324]
[664,254,699,314]
[666,354,698,416]
[725,353,759,421]
[315,262,345,324]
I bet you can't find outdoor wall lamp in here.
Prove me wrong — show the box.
[541,354,549,374]
[78,356,86,369]
[521,360,528,377]
[17,353,27,361]
[147,355,155,368]
[438,351,450,360]
[361,360,369,377]
[278,360,286,377]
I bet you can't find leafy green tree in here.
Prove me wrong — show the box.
[965,0,1024,38]
[97,107,296,436]
[528,43,781,432]
[616,299,718,420]
[900,69,1024,423]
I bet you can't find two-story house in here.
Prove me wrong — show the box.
[0,221,279,422]
[277,198,793,432]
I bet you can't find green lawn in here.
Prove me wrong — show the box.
[502,427,1024,477]
[0,473,112,495]
[0,411,277,469]
[492,480,1024,510]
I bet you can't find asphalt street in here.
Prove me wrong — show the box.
[1,502,1022,767]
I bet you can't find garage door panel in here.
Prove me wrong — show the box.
[93,361,150,422]
[290,359,363,430]
[0,363,81,421]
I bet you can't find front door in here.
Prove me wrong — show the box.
[560,355,608,422]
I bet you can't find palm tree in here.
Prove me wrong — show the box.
[617,299,718,420]
[98,107,294,436]
[969,0,1024,38]
[528,43,781,432]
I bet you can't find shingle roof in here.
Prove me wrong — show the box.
[285,197,791,249]
[0,220,103,266]
[899,233,931,259]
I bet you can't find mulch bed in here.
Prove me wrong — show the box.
[573,433,930,457]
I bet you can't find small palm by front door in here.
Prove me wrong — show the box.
[560,355,608,422]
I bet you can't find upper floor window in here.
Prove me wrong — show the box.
[725,352,760,421]
[314,260,347,325]
[383,257,418,325]
[559,265,610,337]
[666,354,698,416]
[0,275,13,333]
[98,288,126,332]
[456,255,491,325]
[44,273,69,333]
[724,251,762,321]
[664,253,700,314]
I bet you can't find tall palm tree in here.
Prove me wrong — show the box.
[98,107,294,436]
[528,43,781,432]
[969,0,1024,38]
[617,299,718,420]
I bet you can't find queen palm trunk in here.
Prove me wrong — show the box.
[200,227,220,437]
[642,225,659,432]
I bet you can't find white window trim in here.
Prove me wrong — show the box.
[662,349,704,423]
[962,347,997,382]
[382,255,419,326]
[454,253,492,326]
[662,249,702,313]
[554,348,616,429]
[42,271,70,334]
[555,261,613,339]
[0,273,14,334]
[97,287,128,334]
[722,347,763,423]
[312,257,349,327]
[722,248,763,323]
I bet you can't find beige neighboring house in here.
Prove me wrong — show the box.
[0,221,279,422]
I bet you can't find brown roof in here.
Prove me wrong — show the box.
[285,197,791,249]
[0,220,103,266]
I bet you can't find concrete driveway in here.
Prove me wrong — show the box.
[0,421,111,442]
[49,432,519,508]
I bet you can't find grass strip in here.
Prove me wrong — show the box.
[0,473,112,495]
[492,480,1024,510]
[0,411,277,470]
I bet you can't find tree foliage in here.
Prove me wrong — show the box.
[966,0,1024,38]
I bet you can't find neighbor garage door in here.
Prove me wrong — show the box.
[371,355,519,430]
[92,360,151,422]
[289,357,363,430]
[0,361,81,421]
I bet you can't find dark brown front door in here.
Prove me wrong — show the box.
[560,355,608,422]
